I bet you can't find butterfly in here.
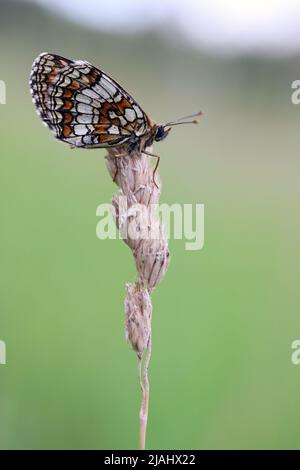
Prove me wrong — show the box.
[30,52,201,184]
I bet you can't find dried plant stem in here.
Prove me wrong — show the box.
[139,334,152,450]
[105,146,169,449]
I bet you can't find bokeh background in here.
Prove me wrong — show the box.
[1,0,300,450]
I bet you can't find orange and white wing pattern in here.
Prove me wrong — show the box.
[30,53,152,149]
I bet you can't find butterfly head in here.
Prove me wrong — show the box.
[155,111,203,142]
[154,125,172,142]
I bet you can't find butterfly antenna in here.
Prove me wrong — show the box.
[165,111,203,127]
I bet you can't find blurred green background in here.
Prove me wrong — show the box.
[1,0,300,450]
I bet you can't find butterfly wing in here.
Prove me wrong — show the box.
[30,52,152,148]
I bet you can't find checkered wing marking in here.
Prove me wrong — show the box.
[30,53,151,148]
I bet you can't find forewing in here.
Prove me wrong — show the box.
[30,52,151,148]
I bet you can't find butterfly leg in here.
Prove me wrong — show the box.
[152,154,160,189]
[113,162,119,183]
[111,152,123,183]
[143,151,160,188]
[113,169,118,183]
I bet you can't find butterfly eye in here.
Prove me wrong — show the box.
[154,126,170,142]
